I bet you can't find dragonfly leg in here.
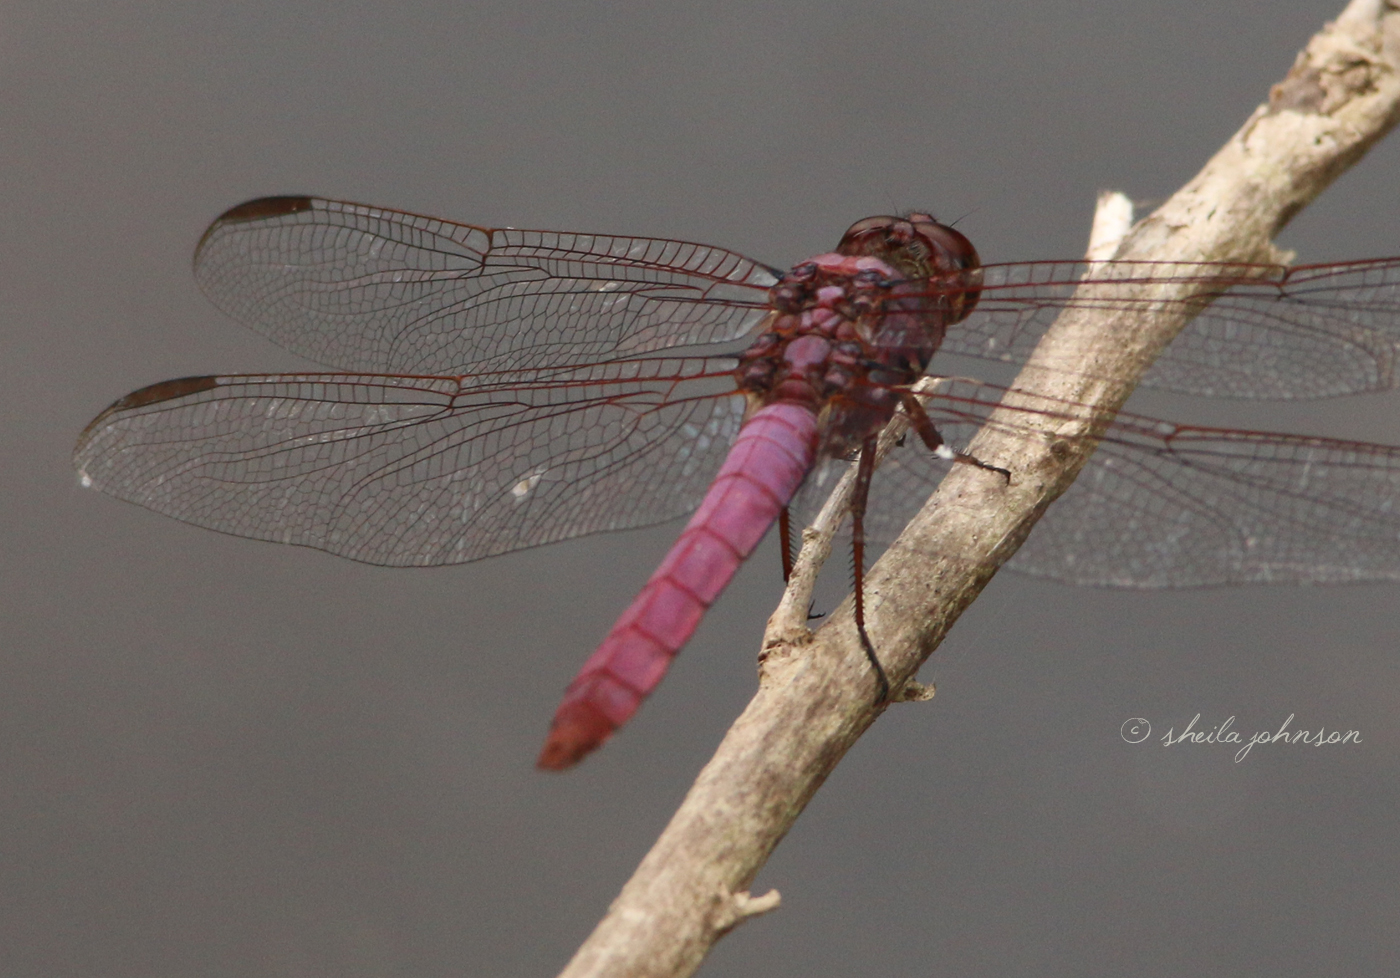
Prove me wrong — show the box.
[779,507,794,583]
[779,506,825,621]
[899,391,1010,482]
[851,433,890,702]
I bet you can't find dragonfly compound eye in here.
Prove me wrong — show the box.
[903,215,983,322]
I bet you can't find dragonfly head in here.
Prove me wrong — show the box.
[838,214,983,324]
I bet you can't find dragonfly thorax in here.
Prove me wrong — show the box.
[736,253,942,456]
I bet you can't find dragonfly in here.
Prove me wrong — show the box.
[74,196,1400,768]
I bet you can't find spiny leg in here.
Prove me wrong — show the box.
[899,391,1011,482]
[779,507,794,583]
[781,506,825,622]
[851,432,890,703]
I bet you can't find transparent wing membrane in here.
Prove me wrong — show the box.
[193,197,778,374]
[793,379,1400,586]
[76,362,743,566]
[77,197,1400,585]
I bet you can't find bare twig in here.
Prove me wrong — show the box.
[769,187,1137,651]
[556,4,1400,976]
[1085,190,1135,262]
[765,375,956,650]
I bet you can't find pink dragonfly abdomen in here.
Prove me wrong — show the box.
[537,401,819,769]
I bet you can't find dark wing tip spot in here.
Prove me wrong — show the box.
[195,196,316,260]
[75,375,221,458]
[114,375,221,410]
[79,374,219,433]
[216,196,316,224]
[78,374,220,453]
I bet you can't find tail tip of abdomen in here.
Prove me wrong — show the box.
[536,701,617,771]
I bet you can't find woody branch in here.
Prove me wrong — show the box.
[556,4,1400,977]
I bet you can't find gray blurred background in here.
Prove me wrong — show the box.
[5,1,1400,975]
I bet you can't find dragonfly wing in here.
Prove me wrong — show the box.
[1010,413,1400,585]
[74,362,744,567]
[193,197,778,374]
[792,379,1400,586]
[941,258,1400,398]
